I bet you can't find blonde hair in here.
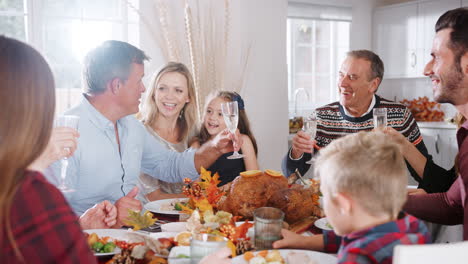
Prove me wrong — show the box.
[0,36,55,261]
[315,132,407,218]
[138,62,197,142]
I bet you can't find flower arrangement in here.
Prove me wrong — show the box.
[180,167,254,256]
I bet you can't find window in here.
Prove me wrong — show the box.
[287,3,351,117]
[0,0,140,114]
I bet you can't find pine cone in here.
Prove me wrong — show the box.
[235,239,254,255]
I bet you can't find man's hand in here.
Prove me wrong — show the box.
[79,200,117,229]
[114,187,142,227]
[291,131,316,159]
[211,129,243,154]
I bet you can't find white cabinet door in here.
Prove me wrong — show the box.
[373,3,418,78]
[420,128,457,170]
[419,0,462,68]
[463,0,468,7]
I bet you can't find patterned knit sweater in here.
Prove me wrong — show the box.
[283,95,434,190]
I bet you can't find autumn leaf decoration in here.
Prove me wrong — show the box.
[182,167,225,213]
[122,210,157,231]
[199,167,224,206]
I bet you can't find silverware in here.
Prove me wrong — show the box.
[294,168,308,185]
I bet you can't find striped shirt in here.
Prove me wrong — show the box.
[323,213,431,264]
[283,95,431,187]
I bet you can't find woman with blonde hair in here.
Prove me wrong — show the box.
[0,36,115,263]
[138,62,198,201]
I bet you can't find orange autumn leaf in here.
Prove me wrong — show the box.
[199,167,221,189]
[232,221,253,241]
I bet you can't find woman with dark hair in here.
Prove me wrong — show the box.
[0,36,115,263]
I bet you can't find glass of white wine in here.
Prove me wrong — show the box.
[54,115,80,193]
[303,112,317,165]
[221,101,244,159]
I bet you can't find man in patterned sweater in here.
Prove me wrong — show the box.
[282,50,438,192]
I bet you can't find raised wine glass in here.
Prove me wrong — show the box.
[55,115,80,193]
[221,101,244,159]
[303,112,317,165]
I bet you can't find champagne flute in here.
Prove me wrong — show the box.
[303,112,317,165]
[221,101,244,159]
[54,115,80,193]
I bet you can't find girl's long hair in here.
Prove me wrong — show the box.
[138,62,197,142]
[0,36,55,260]
[197,91,257,155]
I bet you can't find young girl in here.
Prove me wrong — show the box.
[191,91,259,186]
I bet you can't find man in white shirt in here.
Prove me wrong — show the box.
[49,40,239,227]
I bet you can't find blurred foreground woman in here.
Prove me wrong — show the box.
[0,36,100,263]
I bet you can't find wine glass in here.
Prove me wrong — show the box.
[54,115,80,193]
[221,101,244,159]
[373,108,387,128]
[303,112,317,165]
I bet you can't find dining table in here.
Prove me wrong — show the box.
[96,211,324,264]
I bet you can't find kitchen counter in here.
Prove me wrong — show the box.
[417,121,457,129]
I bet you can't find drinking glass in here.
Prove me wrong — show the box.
[303,112,317,165]
[54,115,80,193]
[373,108,387,128]
[190,233,228,264]
[221,101,244,159]
[253,207,284,250]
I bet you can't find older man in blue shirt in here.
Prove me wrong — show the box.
[48,41,239,227]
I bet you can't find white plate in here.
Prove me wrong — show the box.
[161,222,187,233]
[168,246,190,264]
[84,229,131,256]
[314,217,333,231]
[145,198,189,215]
[232,249,337,264]
[149,231,178,240]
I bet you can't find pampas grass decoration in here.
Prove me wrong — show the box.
[130,0,250,122]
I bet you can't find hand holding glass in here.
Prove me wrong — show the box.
[302,112,317,164]
[373,108,387,128]
[221,101,243,159]
[54,115,79,193]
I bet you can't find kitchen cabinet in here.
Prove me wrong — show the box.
[418,0,462,66]
[419,123,458,171]
[373,0,461,78]
[373,3,419,78]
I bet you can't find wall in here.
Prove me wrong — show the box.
[289,0,376,50]
[139,0,289,171]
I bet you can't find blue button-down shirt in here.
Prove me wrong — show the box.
[47,95,198,215]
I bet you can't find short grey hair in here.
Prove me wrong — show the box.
[82,40,149,95]
[346,50,384,83]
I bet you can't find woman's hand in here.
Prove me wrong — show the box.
[29,127,79,171]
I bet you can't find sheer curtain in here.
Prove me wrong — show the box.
[137,0,250,121]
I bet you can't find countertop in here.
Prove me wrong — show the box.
[417,121,457,129]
